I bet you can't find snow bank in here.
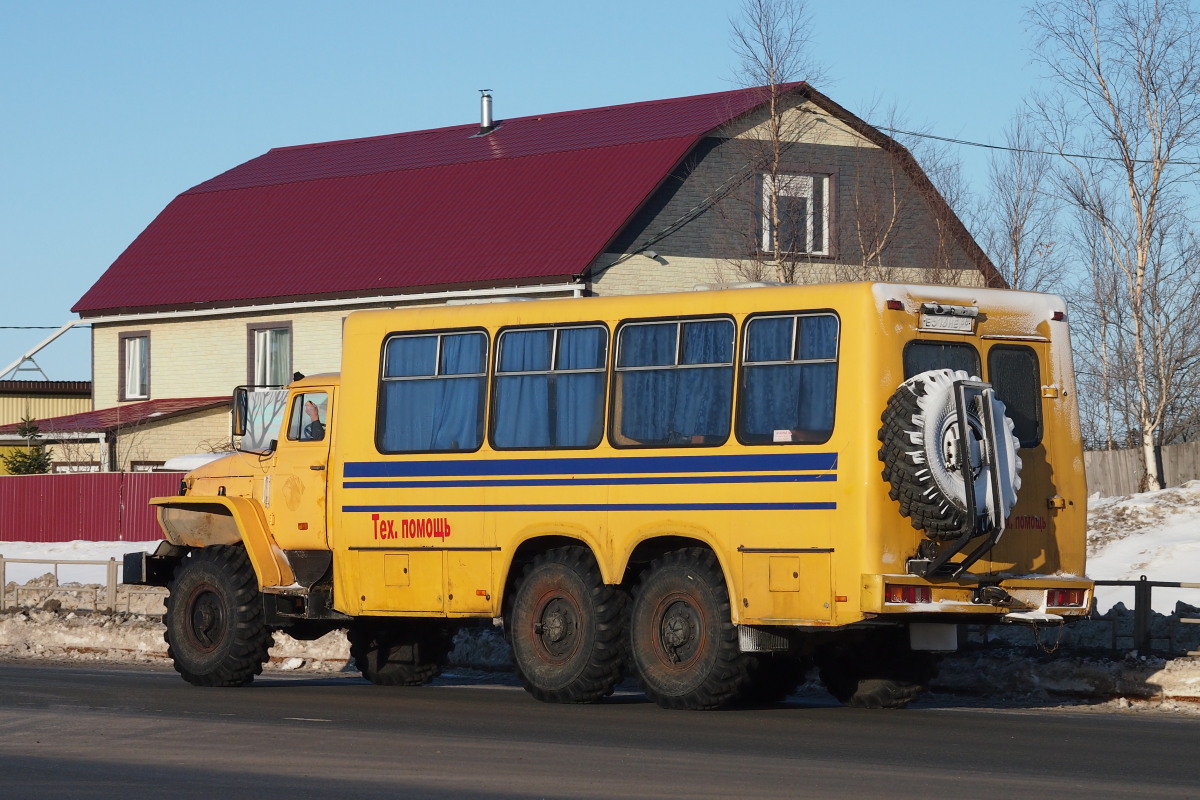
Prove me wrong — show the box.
[1088,480,1200,612]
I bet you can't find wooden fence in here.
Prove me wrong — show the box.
[1085,441,1200,497]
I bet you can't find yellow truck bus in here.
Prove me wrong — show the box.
[126,282,1092,709]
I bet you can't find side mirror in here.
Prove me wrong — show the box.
[232,387,249,437]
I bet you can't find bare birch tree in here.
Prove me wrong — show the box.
[981,114,1065,291]
[1029,0,1200,489]
[728,0,827,283]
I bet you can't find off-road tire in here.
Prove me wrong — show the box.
[878,369,1020,539]
[630,548,752,710]
[348,620,452,686]
[163,546,272,687]
[508,547,628,703]
[740,654,810,704]
[817,630,938,709]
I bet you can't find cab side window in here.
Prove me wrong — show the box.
[287,392,328,442]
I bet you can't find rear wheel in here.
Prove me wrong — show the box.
[816,629,937,709]
[741,654,810,704]
[629,548,751,710]
[508,547,627,703]
[348,620,452,686]
[164,546,272,687]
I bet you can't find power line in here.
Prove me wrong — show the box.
[804,108,1200,167]
[873,122,1200,167]
[0,326,90,330]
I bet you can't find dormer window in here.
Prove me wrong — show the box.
[762,173,830,256]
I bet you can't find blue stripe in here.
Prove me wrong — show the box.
[343,502,836,513]
[344,473,836,489]
[343,452,837,479]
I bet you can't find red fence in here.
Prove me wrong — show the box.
[0,472,180,543]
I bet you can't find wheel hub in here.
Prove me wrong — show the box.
[188,588,224,652]
[659,599,700,664]
[536,597,577,658]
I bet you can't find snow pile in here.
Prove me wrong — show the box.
[1088,480,1200,612]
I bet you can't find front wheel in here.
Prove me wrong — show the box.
[163,546,272,687]
[629,548,751,710]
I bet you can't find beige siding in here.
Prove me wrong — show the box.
[115,407,230,468]
[93,309,353,408]
[589,253,984,296]
[726,100,877,148]
[0,395,91,427]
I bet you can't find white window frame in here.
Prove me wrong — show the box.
[761,173,830,256]
[252,326,292,386]
[122,334,149,400]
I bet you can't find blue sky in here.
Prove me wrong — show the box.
[0,0,1040,382]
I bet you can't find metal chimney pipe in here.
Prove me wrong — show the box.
[479,89,494,133]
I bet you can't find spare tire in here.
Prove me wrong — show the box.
[878,369,1021,540]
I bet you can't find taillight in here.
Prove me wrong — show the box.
[1047,588,1085,607]
[884,584,932,604]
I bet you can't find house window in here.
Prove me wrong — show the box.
[119,332,150,401]
[249,324,292,386]
[762,173,829,256]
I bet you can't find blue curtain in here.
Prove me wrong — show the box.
[494,330,553,448]
[798,315,837,360]
[741,315,837,443]
[381,332,485,451]
[494,327,606,449]
[617,320,732,445]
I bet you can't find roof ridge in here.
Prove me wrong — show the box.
[265,84,801,155]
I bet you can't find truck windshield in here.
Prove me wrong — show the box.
[238,388,289,452]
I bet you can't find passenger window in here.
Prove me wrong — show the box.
[988,346,1043,448]
[903,341,981,379]
[738,313,838,445]
[492,325,608,449]
[378,331,487,452]
[286,392,328,442]
[612,318,734,447]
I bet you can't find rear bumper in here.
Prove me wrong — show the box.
[862,573,1093,618]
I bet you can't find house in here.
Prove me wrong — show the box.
[52,83,998,469]
[0,380,92,474]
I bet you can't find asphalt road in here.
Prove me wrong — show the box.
[0,661,1195,799]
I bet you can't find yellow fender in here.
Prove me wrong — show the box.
[149,495,295,588]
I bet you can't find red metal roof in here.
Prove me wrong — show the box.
[73,85,800,315]
[0,397,229,435]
